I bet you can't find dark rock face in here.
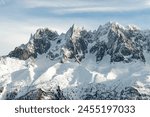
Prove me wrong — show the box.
[8,47,35,60]
[63,25,90,62]
[33,28,58,41]
[47,51,59,60]
[6,91,18,100]
[32,28,58,56]
[0,87,4,93]
[120,46,131,56]
[16,87,66,100]
[65,38,88,61]
[33,39,51,55]
[120,87,142,100]
[111,54,125,62]
[90,41,107,62]
[17,89,46,100]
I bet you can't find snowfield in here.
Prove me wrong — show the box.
[1,53,150,99]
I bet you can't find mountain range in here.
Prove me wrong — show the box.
[0,22,150,100]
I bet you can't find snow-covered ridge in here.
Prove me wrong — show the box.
[1,22,150,100]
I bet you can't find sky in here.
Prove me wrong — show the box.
[0,0,150,55]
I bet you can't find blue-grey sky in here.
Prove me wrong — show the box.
[0,0,150,55]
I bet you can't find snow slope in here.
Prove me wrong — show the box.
[1,53,150,99]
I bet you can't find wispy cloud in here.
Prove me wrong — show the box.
[145,0,150,5]
[22,0,150,14]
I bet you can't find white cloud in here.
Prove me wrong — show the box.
[22,0,150,14]
[23,0,90,8]
[51,6,145,15]
[145,0,150,5]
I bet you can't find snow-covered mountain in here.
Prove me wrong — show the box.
[1,22,150,100]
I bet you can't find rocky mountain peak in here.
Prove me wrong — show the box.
[7,22,150,64]
[8,28,59,60]
[104,22,125,30]
[33,28,58,41]
[65,24,83,42]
